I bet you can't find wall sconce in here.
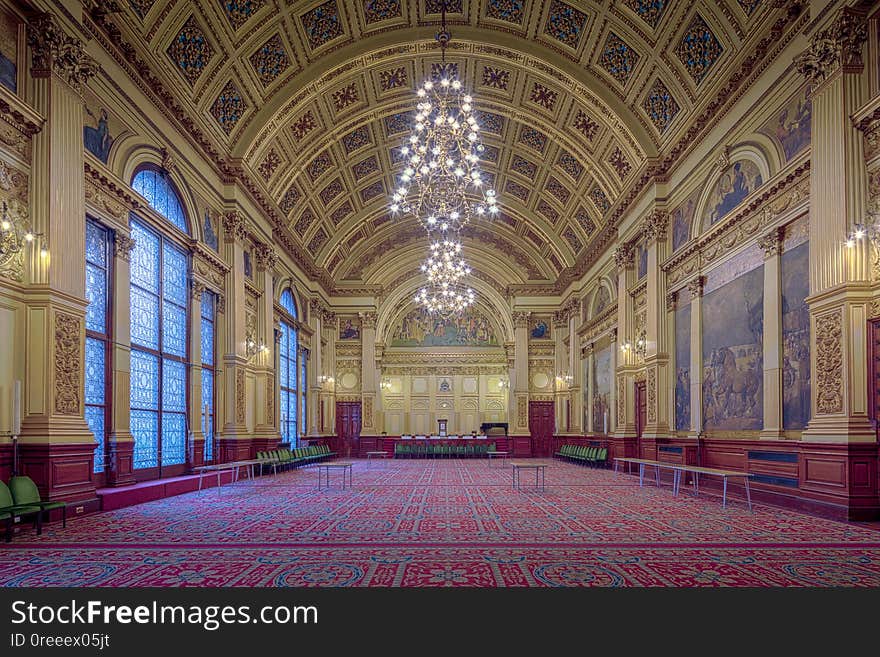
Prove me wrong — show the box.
[620,330,647,359]
[497,378,509,390]
[245,338,268,360]
[847,210,879,249]
[379,378,392,391]
[0,200,46,259]
[319,375,334,385]
[555,372,573,388]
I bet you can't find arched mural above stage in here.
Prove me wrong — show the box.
[390,308,499,347]
[702,159,764,231]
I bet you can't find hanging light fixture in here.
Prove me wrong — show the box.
[415,280,475,318]
[389,0,498,235]
[419,239,472,286]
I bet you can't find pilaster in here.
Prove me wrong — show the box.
[760,229,784,439]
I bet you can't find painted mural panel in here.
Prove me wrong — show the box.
[701,160,763,231]
[592,344,612,433]
[0,10,17,93]
[530,316,551,339]
[761,87,811,162]
[338,315,361,340]
[637,241,647,279]
[203,211,218,250]
[781,240,810,430]
[675,302,691,432]
[82,89,123,164]
[391,308,498,347]
[672,191,698,252]
[593,286,611,317]
[702,254,764,431]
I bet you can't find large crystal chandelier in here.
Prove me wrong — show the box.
[420,239,471,286]
[415,280,475,316]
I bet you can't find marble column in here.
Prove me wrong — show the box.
[759,229,784,440]
[688,276,705,439]
[583,343,594,434]
[321,310,337,434]
[307,300,323,437]
[360,312,377,438]
[187,281,205,470]
[250,244,278,452]
[512,312,530,434]
[613,245,638,452]
[568,302,582,434]
[553,310,569,433]
[18,15,98,500]
[642,210,671,439]
[219,211,251,462]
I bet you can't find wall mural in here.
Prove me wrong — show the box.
[637,241,647,279]
[82,88,122,165]
[530,316,551,339]
[203,211,218,250]
[781,240,811,430]
[675,302,691,432]
[672,191,698,252]
[391,308,498,347]
[0,10,16,93]
[702,256,764,431]
[593,285,611,317]
[702,160,763,231]
[761,87,811,162]
[592,344,612,433]
[338,315,361,340]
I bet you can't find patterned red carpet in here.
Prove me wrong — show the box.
[3,459,880,586]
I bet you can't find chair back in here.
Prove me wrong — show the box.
[9,476,41,506]
[0,480,14,508]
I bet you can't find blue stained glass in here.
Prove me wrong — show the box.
[130,222,160,289]
[85,264,107,333]
[85,405,105,473]
[200,292,214,318]
[163,244,188,304]
[85,338,106,405]
[162,302,187,357]
[280,289,297,318]
[201,320,214,366]
[202,370,214,462]
[85,222,107,267]
[130,286,160,350]
[130,350,159,410]
[279,354,288,388]
[161,412,186,466]
[132,169,189,234]
[131,409,159,469]
[162,358,187,413]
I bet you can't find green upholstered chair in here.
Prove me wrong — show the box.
[10,476,66,529]
[0,480,42,542]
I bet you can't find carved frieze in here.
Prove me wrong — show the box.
[235,369,246,424]
[647,367,657,424]
[54,312,82,415]
[815,310,844,415]
[617,375,626,425]
[266,374,275,424]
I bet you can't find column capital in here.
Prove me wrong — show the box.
[795,8,867,87]
[758,227,784,259]
[322,309,336,325]
[512,311,531,328]
[609,328,617,343]
[614,243,634,272]
[216,293,226,314]
[687,275,705,298]
[359,311,377,329]
[642,209,668,244]
[113,234,136,262]
[27,13,97,94]
[665,290,678,312]
[223,211,249,244]
[552,309,569,328]
[253,242,278,272]
[190,280,206,301]
[582,342,594,358]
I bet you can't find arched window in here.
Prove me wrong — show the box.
[279,288,301,446]
[84,220,111,474]
[132,166,188,234]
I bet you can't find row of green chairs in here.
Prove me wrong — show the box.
[394,442,497,458]
[1,476,66,543]
[256,445,336,473]
[555,444,608,468]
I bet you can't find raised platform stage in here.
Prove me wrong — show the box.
[97,470,237,511]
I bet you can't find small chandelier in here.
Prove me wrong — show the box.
[415,280,475,317]
[420,239,472,285]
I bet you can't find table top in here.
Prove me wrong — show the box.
[613,457,673,466]
[670,465,751,477]
[509,461,549,468]
[365,451,388,455]
[317,461,354,468]
[487,450,509,455]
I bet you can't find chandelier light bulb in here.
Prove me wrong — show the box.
[1,220,9,231]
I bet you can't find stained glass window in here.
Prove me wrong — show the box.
[279,288,299,446]
[131,168,189,234]
[129,218,189,473]
[201,291,216,462]
[85,221,110,473]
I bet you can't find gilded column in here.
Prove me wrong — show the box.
[568,300,582,434]
[307,299,323,437]
[760,229,784,439]
[106,233,136,486]
[19,15,98,500]
[614,245,638,450]
[552,309,569,433]
[797,9,875,445]
[250,243,278,451]
[688,276,705,439]
[188,281,205,469]
[642,210,671,439]
[220,211,251,461]
[583,342,594,434]
[321,309,336,434]
[512,312,530,435]
[360,311,377,441]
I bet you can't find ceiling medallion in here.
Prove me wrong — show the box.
[388,0,499,318]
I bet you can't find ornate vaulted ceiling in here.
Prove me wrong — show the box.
[88,0,803,295]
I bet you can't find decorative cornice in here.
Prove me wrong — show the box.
[795,8,868,87]
[113,234,136,262]
[84,158,142,219]
[27,13,98,94]
[0,85,44,138]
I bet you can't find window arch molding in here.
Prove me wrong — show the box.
[122,147,198,239]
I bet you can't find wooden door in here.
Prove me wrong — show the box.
[528,401,555,457]
[335,402,362,458]
[635,381,647,455]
